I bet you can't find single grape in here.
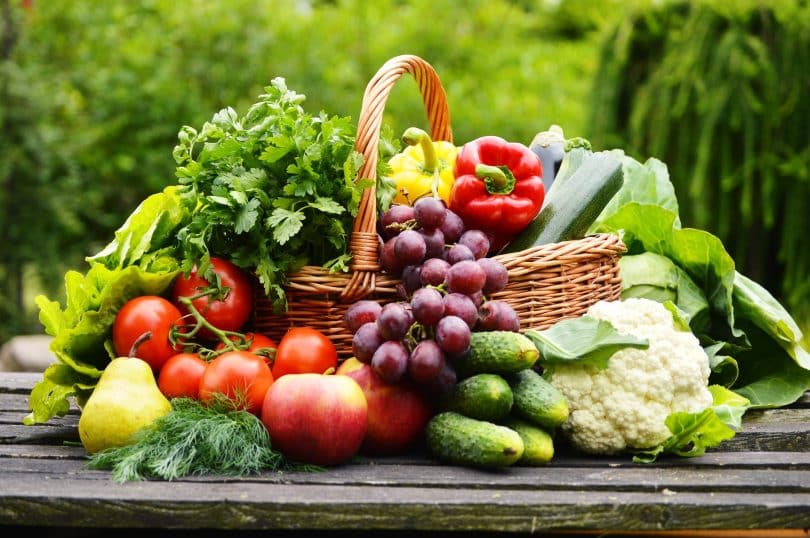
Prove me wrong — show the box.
[442,292,478,329]
[435,315,471,355]
[408,339,447,383]
[477,257,509,294]
[400,265,422,296]
[377,302,413,340]
[413,197,447,230]
[352,322,384,363]
[445,243,475,264]
[419,227,445,260]
[380,204,415,239]
[478,300,520,332]
[476,300,502,332]
[468,290,484,307]
[422,361,458,397]
[439,209,465,243]
[371,340,409,384]
[445,260,487,295]
[394,229,427,266]
[380,236,404,276]
[459,229,490,259]
[420,257,451,287]
[410,287,445,326]
[493,300,521,332]
[344,300,383,333]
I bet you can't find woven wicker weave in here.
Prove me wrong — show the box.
[252,54,625,358]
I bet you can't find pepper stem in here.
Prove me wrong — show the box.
[475,163,516,195]
[402,127,439,175]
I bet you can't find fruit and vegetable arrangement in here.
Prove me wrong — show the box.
[23,56,810,481]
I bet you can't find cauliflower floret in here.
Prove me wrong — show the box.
[547,297,713,455]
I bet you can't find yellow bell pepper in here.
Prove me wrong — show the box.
[387,127,458,206]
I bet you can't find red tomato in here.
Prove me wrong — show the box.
[112,295,184,371]
[158,353,208,400]
[198,351,274,415]
[272,327,338,379]
[172,257,254,337]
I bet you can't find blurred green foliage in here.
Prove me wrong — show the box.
[1,0,807,345]
[588,0,810,326]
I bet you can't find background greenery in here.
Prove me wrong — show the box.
[1,0,807,346]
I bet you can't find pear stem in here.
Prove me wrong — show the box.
[129,331,153,358]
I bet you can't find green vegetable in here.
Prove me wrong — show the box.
[27,262,180,425]
[171,78,372,308]
[426,412,524,468]
[619,252,710,333]
[501,148,624,252]
[87,187,188,270]
[502,416,555,466]
[440,373,514,422]
[87,397,320,482]
[523,315,649,369]
[589,154,810,408]
[507,368,569,430]
[459,331,540,377]
[632,386,750,464]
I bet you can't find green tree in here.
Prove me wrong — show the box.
[588,0,810,324]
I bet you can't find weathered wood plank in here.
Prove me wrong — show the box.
[718,423,810,452]
[4,444,810,474]
[558,451,810,469]
[2,455,809,494]
[0,372,44,393]
[1,477,808,532]
[0,423,80,445]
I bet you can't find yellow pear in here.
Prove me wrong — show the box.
[78,356,171,454]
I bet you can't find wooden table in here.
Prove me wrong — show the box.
[2,372,809,538]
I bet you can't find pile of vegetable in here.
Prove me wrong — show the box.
[23,72,810,478]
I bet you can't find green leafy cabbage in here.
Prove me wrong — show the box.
[577,150,810,408]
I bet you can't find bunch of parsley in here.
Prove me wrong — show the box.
[172,78,393,309]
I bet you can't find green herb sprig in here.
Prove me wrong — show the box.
[87,396,321,482]
[171,78,369,309]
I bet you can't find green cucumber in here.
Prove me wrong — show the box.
[508,368,569,430]
[457,331,539,378]
[501,150,623,252]
[426,412,524,468]
[440,373,514,422]
[502,416,555,466]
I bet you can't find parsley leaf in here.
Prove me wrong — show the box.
[172,78,368,308]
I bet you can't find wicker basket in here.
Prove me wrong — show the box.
[252,54,625,358]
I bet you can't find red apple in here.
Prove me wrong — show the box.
[336,357,433,456]
[261,373,367,466]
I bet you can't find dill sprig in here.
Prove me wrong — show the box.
[87,396,322,482]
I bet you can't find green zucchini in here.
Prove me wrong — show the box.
[501,150,623,252]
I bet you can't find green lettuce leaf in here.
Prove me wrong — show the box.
[87,187,187,269]
[632,385,750,463]
[27,262,180,425]
[619,252,710,333]
[524,315,649,370]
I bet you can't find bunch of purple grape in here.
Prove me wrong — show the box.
[344,197,520,393]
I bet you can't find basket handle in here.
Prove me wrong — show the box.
[341,54,453,301]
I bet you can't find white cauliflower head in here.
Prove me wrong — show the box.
[547,297,713,455]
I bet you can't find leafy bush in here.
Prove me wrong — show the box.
[587,0,810,326]
[1,0,610,343]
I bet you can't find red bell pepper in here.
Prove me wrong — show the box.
[449,135,545,251]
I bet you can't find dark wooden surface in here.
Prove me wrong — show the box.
[1,372,809,538]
